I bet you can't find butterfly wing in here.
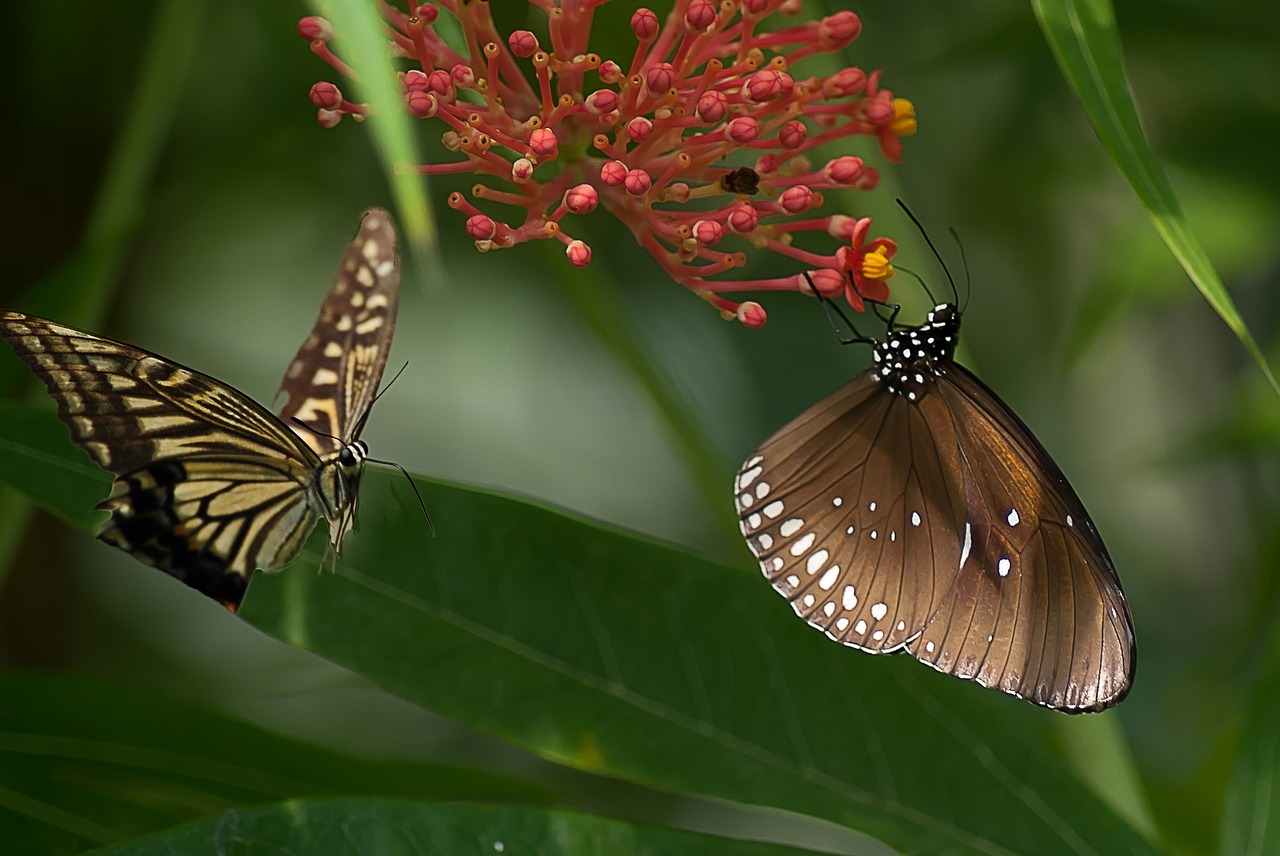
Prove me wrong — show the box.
[906,364,1135,711]
[736,363,1135,712]
[736,372,960,655]
[0,311,325,608]
[276,207,400,455]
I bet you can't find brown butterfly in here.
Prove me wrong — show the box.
[0,208,400,609]
[736,297,1136,712]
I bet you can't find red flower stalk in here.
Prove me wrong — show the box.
[299,1,915,327]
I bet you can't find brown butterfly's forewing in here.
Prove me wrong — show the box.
[277,207,400,456]
[735,305,1135,712]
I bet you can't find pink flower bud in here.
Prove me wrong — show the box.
[406,91,437,118]
[692,219,724,245]
[736,301,767,328]
[600,160,628,186]
[755,153,781,174]
[727,201,758,233]
[309,82,342,109]
[725,116,760,144]
[777,120,807,149]
[646,62,676,94]
[466,214,497,240]
[820,11,862,49]
[566,239,592,267]
[824,155,864,184]
[804,269,846,297]
[631,8,660,41]
[586,89,620,116]
[564,184,598,214]
[402,69,430,92]
[827,215,857,241]
[742,0,772,15]
[824,67,867,98]
[297,16,333,41]
[529,127,559,160]
[317,109,342,129]
[624,168,652,196]
[779,185,814,213]
[745,70,792,103]
[427,69,453,97]
[451,64,476,89]
[508,30,539,57]
[414,4,439,24]
[511,158,535,182]
[685,0,717,30]
[598,60,623,84]
[696,91,728,123]
[863,92,895,125]
[626,116,653,142]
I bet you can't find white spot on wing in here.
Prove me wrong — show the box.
[925,640,936,653]
[755,533,773,551]
[997,557,1011,577]
[871,602,887,620]
[755,481,770,499]
[854,619,867,634]
[763,501,784,519]
[959,521,973,568]
[1006,508,1021,527]
[842,585,857,610]
[807,550,830,576]
[790,533,816,556]
[818,565,839,590]
[780,518,803,537]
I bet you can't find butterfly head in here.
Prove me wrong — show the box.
[871,303,961,402]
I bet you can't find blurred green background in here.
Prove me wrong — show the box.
[1,1,1278,853]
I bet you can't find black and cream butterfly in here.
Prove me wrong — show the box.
[0,208,400,610]
[736,273,1136,712]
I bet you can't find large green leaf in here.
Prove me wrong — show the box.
[0,401,1155,853]
[87,798,829,856]
[1030,0,1280,396]
[0,676,546,855]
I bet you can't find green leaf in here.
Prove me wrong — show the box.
[308,0,436,262]
[1030,0,1280,396]
[248,481,1152,854]
[1222,621,1280,856]
[0,403,1155,853]
[87,798,831,856]
[0,676,548,855]
[0,401,109,532]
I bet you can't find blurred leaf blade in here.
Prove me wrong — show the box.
[309,0,435,259]
[0,675,549,855]
[87,797,830,856]
[1029,0,1280,396]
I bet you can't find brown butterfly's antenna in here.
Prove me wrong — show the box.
[896,198,962,308]
[289,416,435,537]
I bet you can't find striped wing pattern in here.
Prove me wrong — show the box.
[0,208,402,610]
[0,313,324,608]
[277,208,399,456]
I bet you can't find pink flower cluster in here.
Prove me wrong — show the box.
[300,1,915,327]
